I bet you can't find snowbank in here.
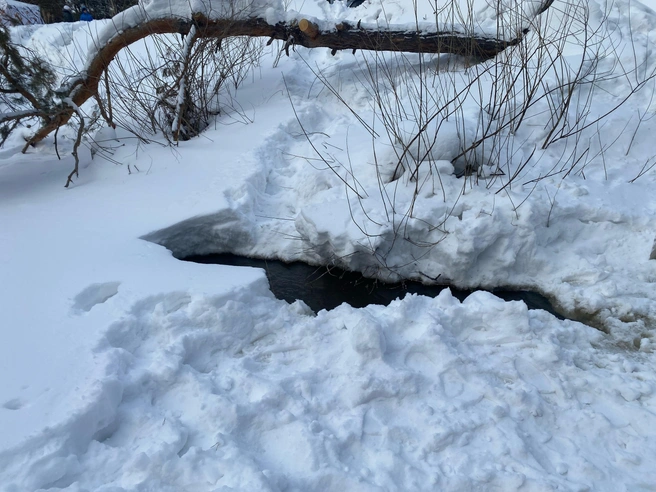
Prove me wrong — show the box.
[3,284,656,490]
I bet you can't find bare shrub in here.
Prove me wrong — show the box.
[94,11,263,144]
[291,0,656,272]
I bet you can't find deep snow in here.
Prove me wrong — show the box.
[2,0,656,489]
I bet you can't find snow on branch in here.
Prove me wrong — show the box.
[25,3,524,147]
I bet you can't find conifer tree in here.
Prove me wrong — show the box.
[0,25,56,147]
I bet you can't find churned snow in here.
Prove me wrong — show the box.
[2,0,656,489]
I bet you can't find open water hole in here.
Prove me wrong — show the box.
[183,253,565,319]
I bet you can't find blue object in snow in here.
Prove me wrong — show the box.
[79,10,93,21]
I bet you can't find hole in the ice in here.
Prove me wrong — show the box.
[182,253,567,319]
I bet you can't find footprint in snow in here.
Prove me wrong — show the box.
[2,398,25,410]
[71,281,120,314]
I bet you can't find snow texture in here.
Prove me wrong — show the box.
[2,0,656,489]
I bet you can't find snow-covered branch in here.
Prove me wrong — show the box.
[25,12,523,147]
[0,108,45,123]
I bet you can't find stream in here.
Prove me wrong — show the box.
[184,253,565,319]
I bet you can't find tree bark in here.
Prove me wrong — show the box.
[26,14,521,147]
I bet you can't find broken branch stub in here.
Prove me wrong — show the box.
[299,18,319,39]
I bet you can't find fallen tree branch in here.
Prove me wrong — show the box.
[25,13,522,147]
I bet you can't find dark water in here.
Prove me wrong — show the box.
[184,253,565,319]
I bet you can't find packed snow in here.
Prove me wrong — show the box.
[2,0,656,489]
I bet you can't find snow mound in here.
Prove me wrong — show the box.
[2,289,655,490]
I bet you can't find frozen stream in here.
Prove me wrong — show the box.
[184,253,567,319]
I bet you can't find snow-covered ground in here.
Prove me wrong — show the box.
[2,0,656,489]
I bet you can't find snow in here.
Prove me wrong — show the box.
[89,0,515,74]
[0,0,43,26]
[2,0,656,489]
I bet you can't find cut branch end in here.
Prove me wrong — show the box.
[299,19,319,39]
